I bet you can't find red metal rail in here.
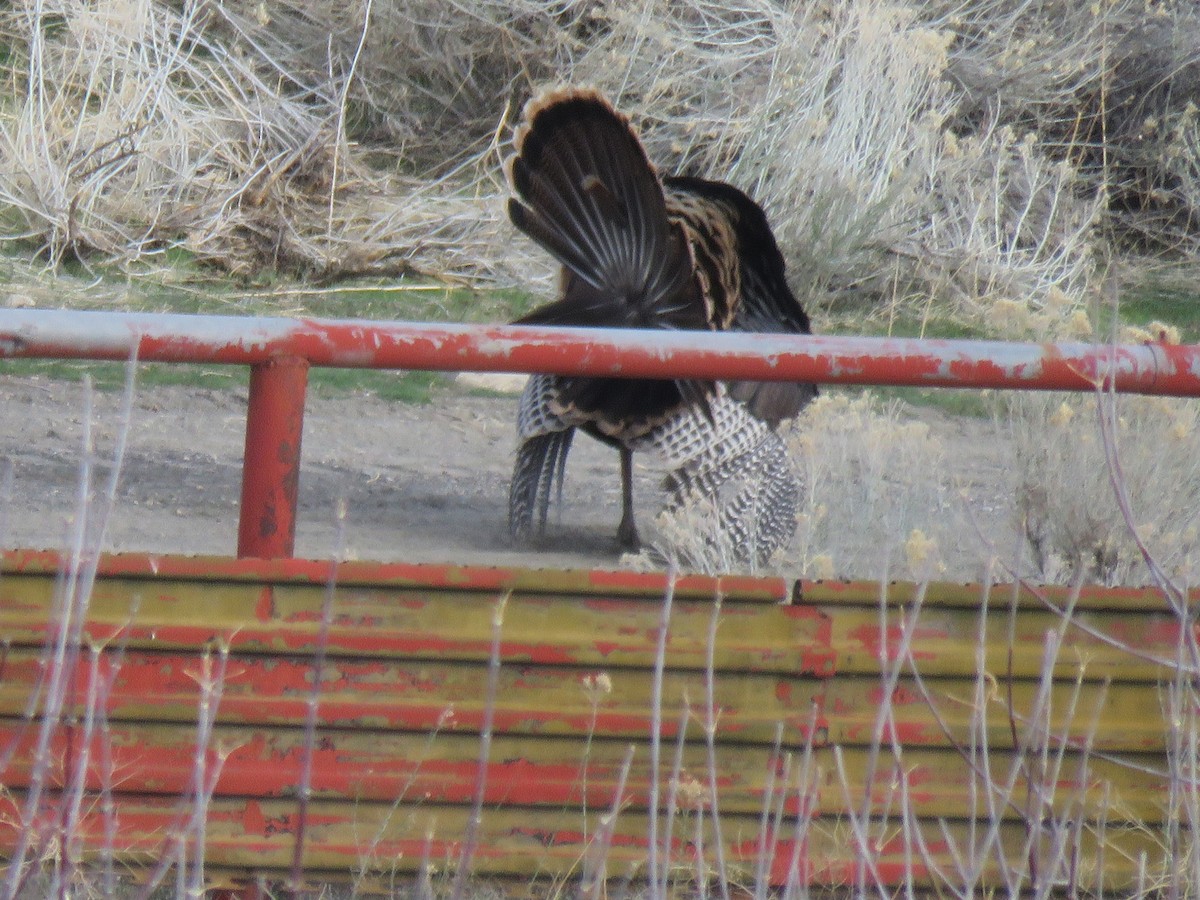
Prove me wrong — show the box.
[3,308,1197,558]
[3,308,1199,391]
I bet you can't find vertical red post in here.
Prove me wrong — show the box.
[237,355,309,559]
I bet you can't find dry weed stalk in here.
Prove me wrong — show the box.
[449,591,508,900]
[1010,388,1200,586]
[0,362,136,899]
[12,0,1195,318]
[0,0,521,282]
[700,595,731,899]
[645,573,674,893]
[789,392,955,580]
[657,699,692,897]
[580,744,635,900]
[752,722,788,898]
[827,586,925,894]
[289,502,347,894]
[1089,378,1200,893]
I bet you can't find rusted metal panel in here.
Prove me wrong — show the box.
[0,641,1167,753]
[0,551,1187,891]
[4,569,1186,683]
[0,580,831,675]
[5,557,1193,677]
[824,604,1191,681]
[823,675,1167,750]
[0,646,827,741]
[3,309,1200,396]
[0,549,790,600]
[0,563,1181,750]
[0,718,1168,823]
[801,576,1197,613]
[0,587,817,688]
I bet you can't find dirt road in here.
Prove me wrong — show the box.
[0,373,1019,577]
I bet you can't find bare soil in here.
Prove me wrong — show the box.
[0,374,1018,576]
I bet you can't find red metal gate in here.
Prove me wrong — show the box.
[3,308,1197,558]
[3,308,1200,895]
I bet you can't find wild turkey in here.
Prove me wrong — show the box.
[506,87,816,565]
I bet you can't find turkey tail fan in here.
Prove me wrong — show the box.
[509,428,575,540]
[508,89,704,333]
[507,87,714,432]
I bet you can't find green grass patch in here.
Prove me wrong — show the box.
[1108,277,1200,342]
[3,359,249,392]
[233,281,537,324]
[7,249,540,323]
[844,384,994,418]
[1,359,454,405]
[3,250,542,400]
[308,368,449,404]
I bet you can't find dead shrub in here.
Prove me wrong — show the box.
[1010,386,1200,586]
[0,0,522,282]
[788,392,955,581]
[937,0,1200,255]
[1,0,1199,322]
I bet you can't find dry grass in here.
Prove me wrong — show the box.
[0,0,522,282]
[1010,388,1200,587]
[1,0,1199,331]
[788,392,956,581]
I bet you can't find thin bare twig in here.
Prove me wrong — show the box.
[289,499,347,892]
[754,723,786,898]
[781,703,821,900]
[660,699,691,898]
[854,583,924,897]
[450,589,508,900]
[582,744,635,900]
[647,571,675,892]
[703,593,731,900]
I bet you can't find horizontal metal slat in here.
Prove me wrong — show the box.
[0,719,1169,823]
[0,648,1169,753]
[0,576,834,675]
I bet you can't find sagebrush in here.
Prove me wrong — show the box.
[2,0,1199,328]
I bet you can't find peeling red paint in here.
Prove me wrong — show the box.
[6,310,1200,395]
[0,548,1181,889]
[868,684,923,707]
[0,549,792,600]
[237,355,308,559]
[240,799,267,834]
[253,586,274,621]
